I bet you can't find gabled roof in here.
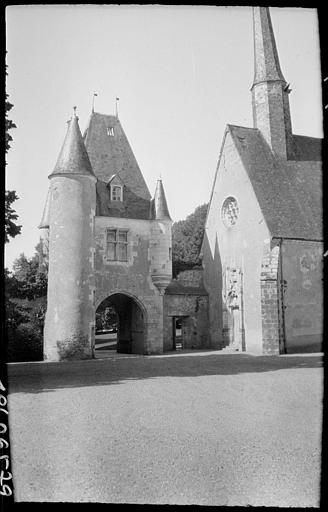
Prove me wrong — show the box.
[227,124,322,240]
[107,173,124,186]
[83,112,151,200]
[50,113,94,177]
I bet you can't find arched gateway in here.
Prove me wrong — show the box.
[96,293,146,355]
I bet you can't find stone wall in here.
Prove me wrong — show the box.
[164,269,209,351]
[280,239,323,353]
[202,131,271,353]
[260,241,280,355]
[94,216,164,354]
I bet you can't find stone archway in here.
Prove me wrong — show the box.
[96,293,146,354]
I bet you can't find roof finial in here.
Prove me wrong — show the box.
[68,106,78,123]
[115,96,119,118]
[92,93,98,113]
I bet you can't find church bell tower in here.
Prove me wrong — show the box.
[251,7,294,160]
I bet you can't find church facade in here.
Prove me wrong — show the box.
[39,6,322,361]
[201,7,323,354]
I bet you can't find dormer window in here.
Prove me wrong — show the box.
[107,174,124,202]
[111,185,123,201]
[107,127,114,137]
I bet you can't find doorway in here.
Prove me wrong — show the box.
[95,293,146,355]
[172,316,190,350]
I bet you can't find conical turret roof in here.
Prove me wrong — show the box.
[153,178,171,220]
[38,187,51,228]
[252,7,286,87]
[50,110,95,177]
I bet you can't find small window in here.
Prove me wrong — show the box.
[107,127,114,136]
[111,185,123,202]
[106,229,128,261]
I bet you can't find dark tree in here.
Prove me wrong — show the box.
[172,203,208,278]
[11,252,48,301]
[5,243,48,362]
[5,190,21,242]
[5,64,21,242]
[5,91,16,153]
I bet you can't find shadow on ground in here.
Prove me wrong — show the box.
[6,350,323,395]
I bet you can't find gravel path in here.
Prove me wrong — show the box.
[7,351,323,506]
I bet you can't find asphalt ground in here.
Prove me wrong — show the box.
[6,350,323,506]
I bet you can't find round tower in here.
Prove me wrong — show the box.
[150,178,172,294]
[43,109,97,361]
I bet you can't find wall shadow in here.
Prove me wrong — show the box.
[7,351,323,395]
[201,231,224,348]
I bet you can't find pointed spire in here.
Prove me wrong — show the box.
[252,7,286,88]
[251,7,294,159]
[50,107,95,177]
[153,178,171,221]
[38,187,51,228]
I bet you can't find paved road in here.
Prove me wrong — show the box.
[7,351,323,506]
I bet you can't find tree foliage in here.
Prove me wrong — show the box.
[5,91,16,154]
[96,299,118,332]
[5,63,21,242]
[5,243,48,361]
[172,203,208,278]
[5,190,21,243]
[11,251,48,301]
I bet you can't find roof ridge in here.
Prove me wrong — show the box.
[293,133,323,142]
[227,124,259,131]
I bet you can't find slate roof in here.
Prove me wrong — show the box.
[165,280,208,296]
[83,112,151,200]
[165,269,208,296]
[50,114,94,177]
[227,124,322,240]
[152,179,171,221]
[292,135,322,162]
[95,179,152,219]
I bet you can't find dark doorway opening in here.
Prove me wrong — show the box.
[172,316,188,350]
[95,298,118,354]
[95,293,145,355]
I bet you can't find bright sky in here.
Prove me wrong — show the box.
[5,5,322,269]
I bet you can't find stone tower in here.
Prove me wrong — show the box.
[40,108,173,360]
[42,110,97,361]
[251,6,294,159]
